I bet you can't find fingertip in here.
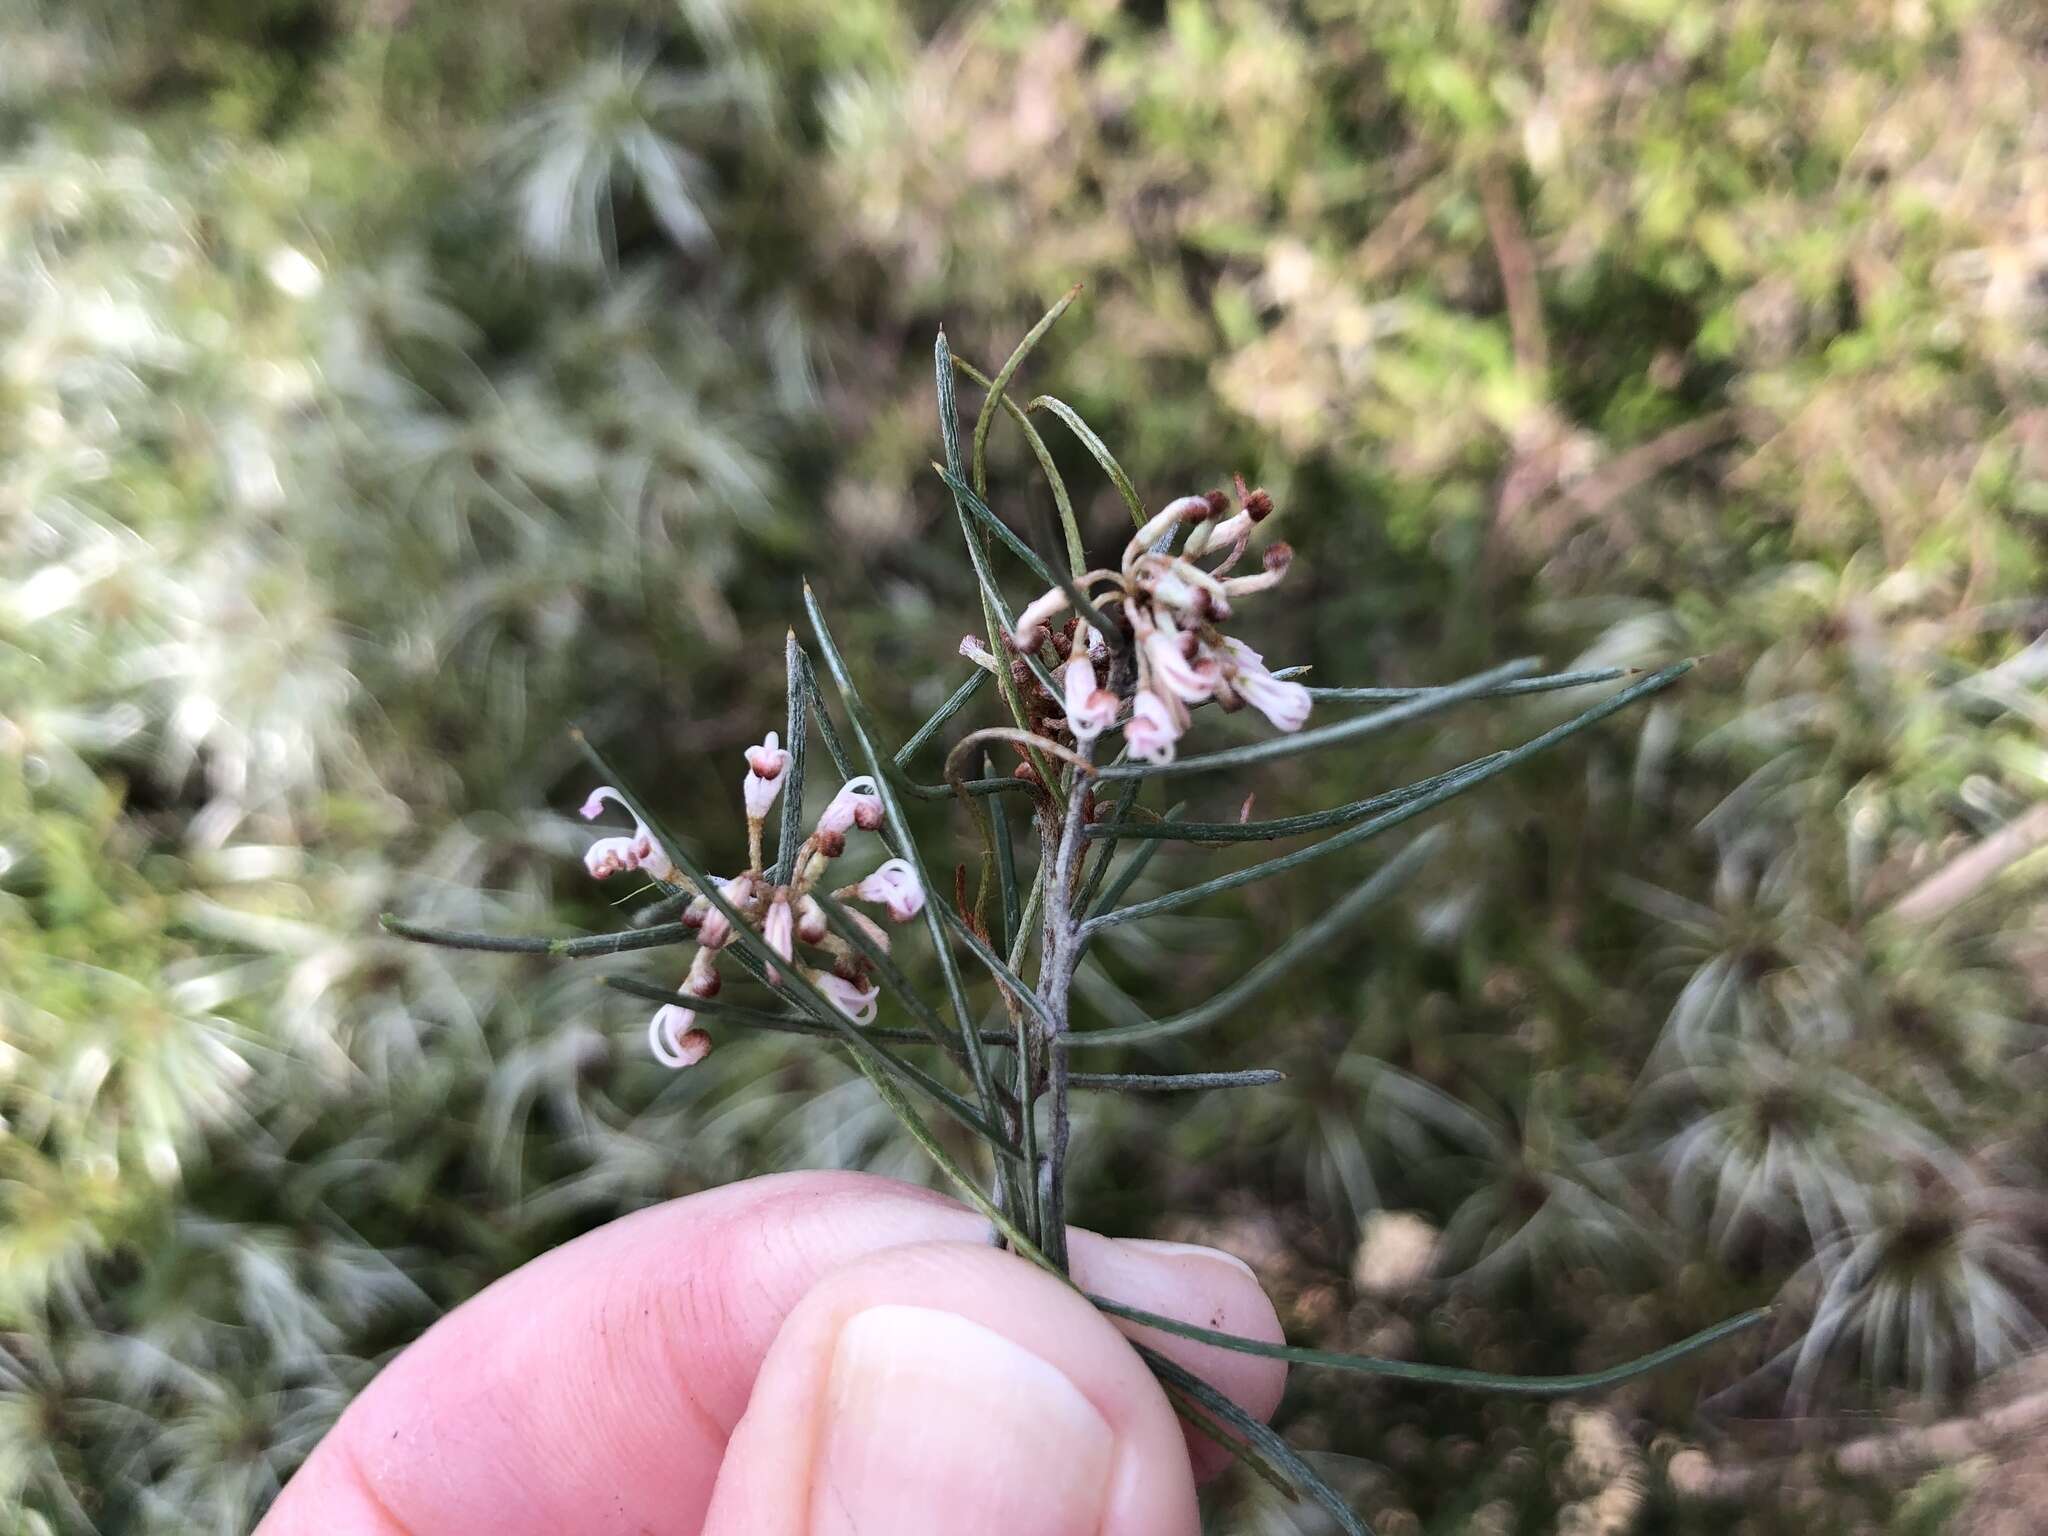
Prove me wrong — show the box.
[1073,1231,1289,1481]
[701,1241,1201,1536]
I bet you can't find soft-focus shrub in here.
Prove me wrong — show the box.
[5,0,2048,1529]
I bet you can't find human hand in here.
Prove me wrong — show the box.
[256,1171,1286,1535]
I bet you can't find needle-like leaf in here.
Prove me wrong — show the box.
[1132,1345,1372,1536]
[936,466,1119,644]
[952,354,1085,577]
[1084,662,1693,932]
[1306,667,1634,702]
[895,670,990,767]
[771,630,809,886]
[1070,1069,1285,1092]
[1029,393,1146,527]
[1085,758,1497,844]
[1067,831,1440,1048]
[1092,659,1544,781]
[971,284,1080,498]
[1098,1297,1772,1396]
[802,588,1020,1193]
[380,914,695,957]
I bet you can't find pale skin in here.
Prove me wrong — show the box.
[257,1171,1288,1536]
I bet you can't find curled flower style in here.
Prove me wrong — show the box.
[1007,477,1308,758]
[814,970,881,1024]
[852,857,924,923]
[645,949,722,1070]
[818,775,884,834]
[648,1007,713,1069]
[579,786,674,880]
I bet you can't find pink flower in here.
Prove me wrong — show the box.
[1061,642,1119,744]
[814,970,880,1024]
[579,785,631,823]
[1220,542,1293,597]
[1223,639,1312,732]
[578,785,672,880]
[795,894,828,945]
[1237,668,1312,732]
[854,858,924,923]
[763,893,795,979]
[742,731,791,820]
[1010,588,1071,651]
[648,1005,712,1069]
[1142,624,1216,703]
[1122,495,1210,568]
[818,776,884,835]
[697,874,753,950]
[1124,688,1182,764]
[582,835,642,880]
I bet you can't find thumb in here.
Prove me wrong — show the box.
[701,1239,1217,1536]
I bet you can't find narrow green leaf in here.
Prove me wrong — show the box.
[1087,803,1187,920]
[953,355,1086,577]
[771,630,809,886]
[802,588,1019,1189]
[381,913,695,957]
[1092,659,1544,781]
[1068,831,1440,1048]
[607,975,1021,1157]
[1307,666,1632,702]
[935,327,964,478]
[1075,778,1144,911]
[937,330,1063,801]
[936,466,1119,644]
[1070,1069,1285,1092]
[971,284,1080,497]
[1100,1297,1772,1396]
[850,1016,1049,1265]
[1084,662,1693,932]
[895,670,989,767]
[1030,394,1146,527]
[799,650,860,780]
[989,760,1021,953]
[1132,1345,1372,1536]
[930,893,1058,1034]
[1085,758,1498,844]
[1143,1372,1297,1499]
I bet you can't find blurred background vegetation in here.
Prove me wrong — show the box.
[4,0,2047,1530]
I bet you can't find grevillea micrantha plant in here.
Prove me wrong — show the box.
[382,296,1770,1530]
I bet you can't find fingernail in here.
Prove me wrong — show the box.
[1118,1236,1260,1283]
[814,1305,1114,1536]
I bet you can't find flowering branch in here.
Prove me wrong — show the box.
[380,295,1752,1531]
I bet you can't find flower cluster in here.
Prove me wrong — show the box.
[578,732,924,1068]
[1007,478,1311,764]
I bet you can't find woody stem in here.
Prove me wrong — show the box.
[1035,735,1095,1270]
